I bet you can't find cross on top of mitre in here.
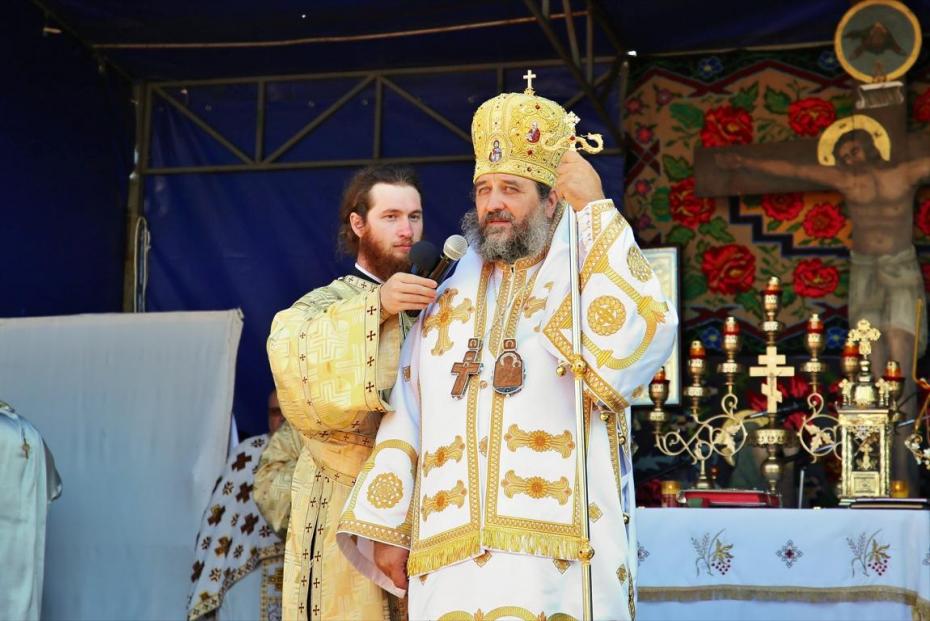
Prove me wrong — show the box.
[523,69,537,95]
[848,319,881,358]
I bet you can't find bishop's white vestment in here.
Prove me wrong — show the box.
[337,200,678,621]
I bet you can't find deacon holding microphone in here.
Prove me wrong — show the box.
[266,164,440,621]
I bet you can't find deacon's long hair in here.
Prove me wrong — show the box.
[336,165,422,256]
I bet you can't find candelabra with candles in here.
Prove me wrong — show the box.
[797,318,905,500]
[648,320,755,496]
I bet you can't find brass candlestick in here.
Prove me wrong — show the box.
[649,332,749,490]
[749,277,796,495]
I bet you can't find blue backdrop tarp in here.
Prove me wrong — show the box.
[144,65,622,434]
[0,2,132,317]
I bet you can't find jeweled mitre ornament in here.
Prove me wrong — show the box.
[471,73,603,187]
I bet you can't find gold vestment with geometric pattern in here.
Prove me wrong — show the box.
[267,275,410,621]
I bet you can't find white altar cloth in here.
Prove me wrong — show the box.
[636,507,930,620]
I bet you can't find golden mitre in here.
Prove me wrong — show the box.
[471,80,601,187]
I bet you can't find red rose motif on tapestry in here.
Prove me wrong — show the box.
[635,124,654,144]
[701,244,756,294]
[670,177,715,227]
[761,192,805,221]
[793,259,839,298]
[916,199,930,237]
[700,105,753,147]
[914,89,930,123]
[803,202,846,238]
[787,98,836,137]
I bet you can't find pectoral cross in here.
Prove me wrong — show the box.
[451,338,483,399]
[22,439,30,459]
[749,346,795,414]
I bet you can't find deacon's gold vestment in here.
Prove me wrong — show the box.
[267,275,410,621]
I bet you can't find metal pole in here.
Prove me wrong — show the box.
[568,203,594,621]
[122,82,150,311]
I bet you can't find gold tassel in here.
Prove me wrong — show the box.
[406,531,482,577]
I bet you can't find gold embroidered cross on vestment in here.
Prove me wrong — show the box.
[423,288,474,356]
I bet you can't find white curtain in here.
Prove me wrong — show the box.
[0,311,242,621]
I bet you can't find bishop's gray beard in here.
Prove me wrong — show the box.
[461,204,552,264]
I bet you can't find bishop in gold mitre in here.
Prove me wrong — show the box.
[337,73,678,621]
[266,164,433,621]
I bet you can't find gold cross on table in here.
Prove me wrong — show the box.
[423,288,473,356]
[523,69,537,94]
[848,319,881,358]
[749,346,795,414]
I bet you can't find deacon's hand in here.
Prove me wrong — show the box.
[555,149,605,212]
[379,273,437,317]
[373,541,409,590]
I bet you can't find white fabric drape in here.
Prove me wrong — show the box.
[636,507,930,621]
[0,311,242,621]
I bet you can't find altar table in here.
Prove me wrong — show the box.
[636,508,930,620]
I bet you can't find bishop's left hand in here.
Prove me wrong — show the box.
[555,149,605,212]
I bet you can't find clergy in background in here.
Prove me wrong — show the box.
[0,400,61,621]
[337,82,678,620]
[267,165,434,621]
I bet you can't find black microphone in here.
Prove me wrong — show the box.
[404,237,469,319]
[408,240,440,278]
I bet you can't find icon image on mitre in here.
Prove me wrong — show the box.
[489,139,502,163]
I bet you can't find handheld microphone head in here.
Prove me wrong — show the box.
[408,240,440,277]
[443,234,469,261]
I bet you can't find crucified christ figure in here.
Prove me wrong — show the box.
[716,119,929,486]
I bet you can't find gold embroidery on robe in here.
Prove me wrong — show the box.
[437,607,578,621]
[423,436,466,477]
[421,481,468,520]
[422,289,475,356]
[627,245,653,282]
[617,563,628,583]
[522,282,553,319]
[473,550,493,567]
[366,473,404,509]
[501,471,572,505]
[587,296,627,337]
[503,424,574,458]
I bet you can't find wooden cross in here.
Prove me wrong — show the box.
[523,69,537,93]
[451,338,483,399]
[694,101,919,196]
[848,318,881,358]
[423,288,474,356]
[749,346,795,414]
[22,439,30,459]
